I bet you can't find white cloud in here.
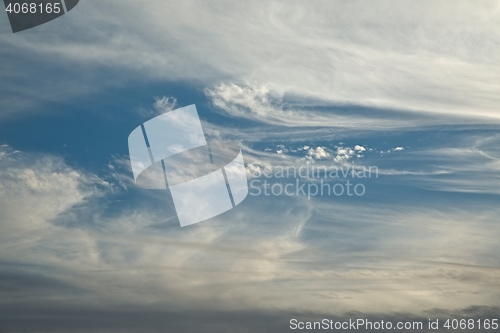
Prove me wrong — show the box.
[306,146,330,160]
[153,96,177,114]
[354,145,366,152]
[134,96,178,118]
[205,83,424,129]
[0,146,110,274]
[333,146,356,163]
[0,146,106,229]
[4,0,500,121]
[0,146,499,317]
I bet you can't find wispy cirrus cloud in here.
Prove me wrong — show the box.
[205,83,439,130]
[2,0,500,121]
[1,2,500,331]
[370,133,500,195]
[1,138,500,331]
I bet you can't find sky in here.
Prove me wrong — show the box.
[0,1,499,332]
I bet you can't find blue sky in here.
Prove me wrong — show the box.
[0,1,499,332]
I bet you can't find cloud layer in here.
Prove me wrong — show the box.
[2,0,500,120]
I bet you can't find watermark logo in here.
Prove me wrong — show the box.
[4,0,79,33]
[247,162,378,200]
[128,104,249,227]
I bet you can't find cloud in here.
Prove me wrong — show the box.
[0,145,500,332]
[1,3,500,329]
[375,134,500,194]
[3,1,500,121]
[205,83,433,130]
[153,96,177,113]
[306,146,330,160]
[0,305,498,333]
[0,146,310,314]
[134,96,178,118]
[0,145,108,233]
[355,145,366,152]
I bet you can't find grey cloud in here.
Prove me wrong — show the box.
[0,304,498,332]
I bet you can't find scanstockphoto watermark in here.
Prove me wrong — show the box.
[247,163,378,200]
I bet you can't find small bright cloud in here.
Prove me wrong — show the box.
[154,96,178,114]
[307,146,330,160]
[355,145,366,152]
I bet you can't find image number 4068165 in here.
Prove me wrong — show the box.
[3,0,79,33]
